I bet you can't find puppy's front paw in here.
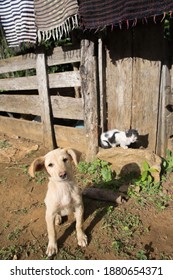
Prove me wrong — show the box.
[55,214,62,226]
[46,242,58,257]
[77,233,88,247]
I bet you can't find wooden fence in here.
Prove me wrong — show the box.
[0,24,173,158]
[0,42,99,159]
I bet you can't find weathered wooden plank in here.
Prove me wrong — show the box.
[0,70,81,91]
[51,96,83,120]
[80,39,99,161]
[167,65,173,138]
[0,76,37,91]
[132,58,161,151]
[0,53,36,74]
[132,24,163,152]
[0,94,83,120]
[36,52,55,149]
[0,95,41,115]
[106,29,133,131]
[156,64,171,156]
[98,37,107,133]
[54,125,86,153]
[0,116,42,141]
[0,45,80,75]
[49,71,81,88]
[47,45,81,66]
[0,116,86,153]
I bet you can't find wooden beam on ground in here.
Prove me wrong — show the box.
[80,39,99,161]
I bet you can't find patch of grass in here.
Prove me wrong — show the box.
[162,149,173,174]
[136,250,148,260]
[0,245,24,260]
[7,226,26,241]
[102,207,144,258]
[127,161,172,210]
[53,246,87,260]
[18,164,29,174]
[12,207,29,215]
[77,159,115,185]
[4,221,10,229]
[0,176,7,185]
[34,171,47,184]
[0,140,11,149]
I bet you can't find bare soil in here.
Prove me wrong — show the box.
[0,133,173,260]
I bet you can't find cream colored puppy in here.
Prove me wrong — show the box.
[29,148,87,257]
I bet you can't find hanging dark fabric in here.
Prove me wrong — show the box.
[78,0,173,29]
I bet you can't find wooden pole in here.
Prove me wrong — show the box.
[80,39,99,161]
[36,52,55,150]
[98,37,107,133]
[156,64,171,156]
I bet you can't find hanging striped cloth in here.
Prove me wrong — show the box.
[34,0,79,42]
[0,0,37,47]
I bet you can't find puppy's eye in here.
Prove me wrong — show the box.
[48,163,54,167]
[63,158,68,163]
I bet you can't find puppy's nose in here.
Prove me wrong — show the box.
[59,171,67,179]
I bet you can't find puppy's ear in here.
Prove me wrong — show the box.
[28,157,45,178]
[66,149,78,166]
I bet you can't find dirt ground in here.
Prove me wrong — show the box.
[0,133,173,260]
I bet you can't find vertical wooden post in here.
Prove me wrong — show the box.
[36,52,55,150]
[80,39,99,161]
[156,64,171,156]
[98,37,107,133]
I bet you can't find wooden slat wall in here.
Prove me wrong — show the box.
[0,44,86,153]
[105,23,171,153]
[0,95,83,120]
[132,24,163,152]
[0,116,86,152]
[0,116,42,142]
[106,29,133,131]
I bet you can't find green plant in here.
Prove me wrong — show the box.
[136,250,148,260]
[18,164,29,174]
[7,226,26,241]
[128,161,161,196]
[0,177,7,184]
[77,159,115,184]
[34,171,47,184]
[112,240,124,253]
[0,245,24,260]
[162,149,173,174]
[0,140,11,149]
[103,207,143,238]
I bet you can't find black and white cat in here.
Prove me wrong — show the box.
[100,129,139,149]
